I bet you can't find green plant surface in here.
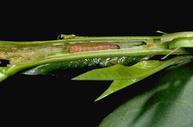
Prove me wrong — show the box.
[73,56,193,101]
[1,31,193,102]
[23,56,148,75]
[168,37,193,49]
[0,35,169,82]
[73,57,181,81]
[99,64,193,127]
[1,32,193,127]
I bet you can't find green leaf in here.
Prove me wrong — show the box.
[75,57,193,101]
[99,64,193,127]
[95,80,137,101]
[95,58,185,101]
[73,59,176,80]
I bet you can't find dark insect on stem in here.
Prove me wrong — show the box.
[68,42,120,53]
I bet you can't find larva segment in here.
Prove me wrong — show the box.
[68,42,120,53]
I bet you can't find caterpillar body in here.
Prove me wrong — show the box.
[68,42,120,53]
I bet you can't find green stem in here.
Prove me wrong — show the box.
[1,32,193,82]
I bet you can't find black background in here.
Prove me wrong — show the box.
[0,2,193,126]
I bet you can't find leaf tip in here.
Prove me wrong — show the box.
[94,95,106,102]
[94,90,113,102]
[71,76,80,80]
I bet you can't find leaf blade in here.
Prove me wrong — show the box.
[99,64,193,127]
[73,59,175,81]
[74,56,193,101]
[95,79,138,101]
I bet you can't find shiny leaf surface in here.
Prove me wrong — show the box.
[99,64,193,127]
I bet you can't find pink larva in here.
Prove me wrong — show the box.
[68,43,120,53]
